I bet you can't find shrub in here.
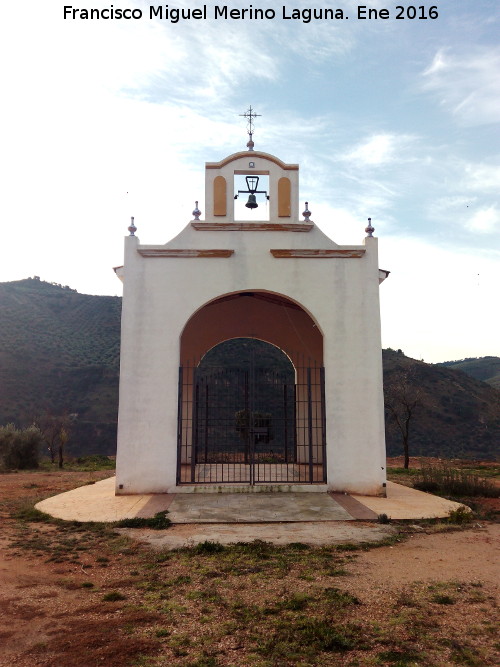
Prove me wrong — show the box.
[0,424,42,470]
[447,505,473,525]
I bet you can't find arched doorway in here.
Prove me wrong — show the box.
[177,293,326,485]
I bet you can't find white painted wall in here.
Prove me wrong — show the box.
[115,151,387,496]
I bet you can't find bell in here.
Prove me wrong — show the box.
[245,194,258,209]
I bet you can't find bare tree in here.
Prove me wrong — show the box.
[384,365,422,469]
[34,413,75,468]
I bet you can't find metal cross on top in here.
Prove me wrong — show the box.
[240,105,261,151]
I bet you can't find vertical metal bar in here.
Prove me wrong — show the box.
[191,369,198,483]
[244,370,249,465]
[293,382,297,465]
[204,381,209,464]
[176,365,183,485]
[320,366,327,483]
[283,383,288,465]
[249,351,255,485]
[307,367,314,484]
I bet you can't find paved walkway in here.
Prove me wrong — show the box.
[36,477,465,523]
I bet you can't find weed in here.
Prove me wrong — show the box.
[81,581,94,589]
[186,657,218,667]
[168,633,192,657]
[234,539,272,559]
[259,617,359,658]
[387,467,420,476]
[102,591,127,601]
[377,648,425,665]
[288,542,310,550]
[324,566,349,576]
[394,591,420,608]
[449,641,486,666]
[323,587,361,608]
[467,590,488,603]
[335,543,360,552]
[187,588,222,604]
[278,592,312,611]
[155,629,170,638]
[447,505,473,524]
[116,511,171,530]
[414,462,499,498]
[74,455,116,471]
[14,506,53,523]
[192,541,226,555]
[431,594,455,605]
[377,513,391,524]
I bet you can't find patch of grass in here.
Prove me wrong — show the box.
[394,591,421,608]
[323,587,361,608]
[168,633,193,656]
[334,543,360,552]
[387,467,420,476]
[81,581,94,588]
[187,589,223,604]
[431,593,455,605]
[288,542,311,551]
[449,641,486,666]
[414,462,499,498]
[185,657,218,667]
[234,539,272,559]
[278,592,312,611]
[258,617,360,659]
[102,591,127,602]
[192,541,226,555]
[155,628,170,638]
[116,511,171,530]
[14,505,53,523]
[38,456,116,472]
[377,648,426,665]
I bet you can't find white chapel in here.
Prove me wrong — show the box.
[114,110,389,496]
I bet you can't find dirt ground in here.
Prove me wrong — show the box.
[0,469,498,666]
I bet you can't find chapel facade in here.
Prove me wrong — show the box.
[114,117,388,496]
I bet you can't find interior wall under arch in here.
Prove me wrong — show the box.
[180,292,323,367]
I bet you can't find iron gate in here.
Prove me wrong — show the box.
[177,362,326,485]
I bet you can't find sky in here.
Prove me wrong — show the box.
[1,0,499,363]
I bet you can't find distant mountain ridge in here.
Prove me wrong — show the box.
[437,357,500,390]
[0,278,499,460]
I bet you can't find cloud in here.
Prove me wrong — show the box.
[421,47,500,125]
[464,163,500,192]
[466,206,499,233]
[341,133,417,167]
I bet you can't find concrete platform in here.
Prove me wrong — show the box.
[35,477,466,524]
[122,521,397,549]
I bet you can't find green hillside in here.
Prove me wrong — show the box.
[1,278,499,460]
[438,357,500,390]
[383,350,499,460]
[0,278,120,455]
